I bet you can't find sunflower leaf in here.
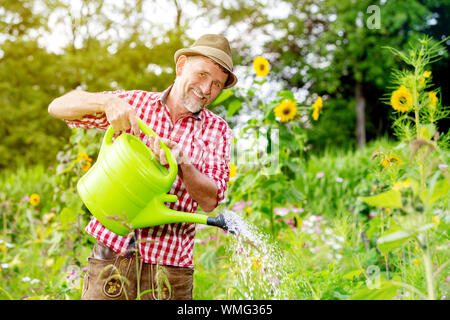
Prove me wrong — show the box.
[360,189,403,208]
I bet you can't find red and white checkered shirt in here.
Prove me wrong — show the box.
[65,85,232,268]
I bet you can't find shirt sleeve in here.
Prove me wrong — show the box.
[64,90,136,130]
[200,121,233,207]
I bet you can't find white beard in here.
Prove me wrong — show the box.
[182,86,209,113]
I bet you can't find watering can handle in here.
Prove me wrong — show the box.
[103,119,178,183]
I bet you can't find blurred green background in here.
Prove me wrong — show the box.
[0,0,449,170]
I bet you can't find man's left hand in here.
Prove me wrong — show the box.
[148,135,192,166]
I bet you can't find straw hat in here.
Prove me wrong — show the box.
[174,34,238,88]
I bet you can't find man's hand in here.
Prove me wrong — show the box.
[148,135,191,165]
[48,90,140,137]
[103,95,140,136]
[148,135,218,212]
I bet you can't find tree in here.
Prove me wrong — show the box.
[0,0,192,170]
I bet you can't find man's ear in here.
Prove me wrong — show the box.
[176,55,189,76]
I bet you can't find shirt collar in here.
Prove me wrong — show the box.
[158,84,201,121]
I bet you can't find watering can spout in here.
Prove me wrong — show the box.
[207,212,235,234]
[131,196,233,233]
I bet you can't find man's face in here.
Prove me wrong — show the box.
[176,55,229,113]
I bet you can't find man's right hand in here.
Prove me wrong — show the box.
[103,95,140,137]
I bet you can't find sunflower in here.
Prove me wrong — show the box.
[253,56,270,77]
[274,99,297,122]
[311,96,323,121]
[77,152,90,161]
[390,85,413,112]
[77,152,93,172]
[30,193,40,206]
[81,161,92,172]
[428,91,438,109]
[381,153,402,168]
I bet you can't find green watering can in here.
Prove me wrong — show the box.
[77,119,227,236]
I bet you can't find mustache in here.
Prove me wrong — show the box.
[190,86,210,100]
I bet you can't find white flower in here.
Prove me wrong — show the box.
[332,244,342,250]
[1,263,9,269]
[302,221,312,228]
[30,279,40,285]
[335,253,343,260]
[324,228,333,235]
[274,207,289,217]
[335,235,345,243]
[22,277,31,282]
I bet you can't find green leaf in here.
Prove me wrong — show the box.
[59,207,76,228]
[360,189,403,208]
[343,269,365,280]
[429,179,449,206]
[199,248,216,269]
[236,172,258,191]
[211,89,234,106]
[227,99,242,118]
[276,90,295,100]
[350,278,402,300]
[377,227,416,254]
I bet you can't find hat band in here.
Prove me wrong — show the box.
[188,46,233,70]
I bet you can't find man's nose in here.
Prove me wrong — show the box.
[199,80,212,96]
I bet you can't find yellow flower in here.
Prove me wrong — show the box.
[413,258,420,266]
[432,216,440,227]
[43,212,56,225]
[381,153,402,168]
[312,96,323,121]
[253,56,270,77]
[78,152,93,172]
[428,91,438,109]
[229,163,237,178]
[392,178,412,191]
[423,71,431,78]
[30,193,40,206]
[77,152,90,161]
[246,207,252,216]
[252,257,262,270]
[274,99,297,122]
[36,227,43,240]
[81,161,92,172]
[45,258,54,268]
[390,85,413,112]
[296,218,303,229]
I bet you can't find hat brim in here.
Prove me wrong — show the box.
[174,48,237,89]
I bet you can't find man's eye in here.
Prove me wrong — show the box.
[199,72,206,77]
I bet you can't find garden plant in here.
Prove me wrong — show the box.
[0,37,448,300]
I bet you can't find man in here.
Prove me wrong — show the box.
[48,34,237,300]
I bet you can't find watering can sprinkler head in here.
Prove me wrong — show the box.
[206,212,236,235]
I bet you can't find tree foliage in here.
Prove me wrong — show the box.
[0,0,448,169]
